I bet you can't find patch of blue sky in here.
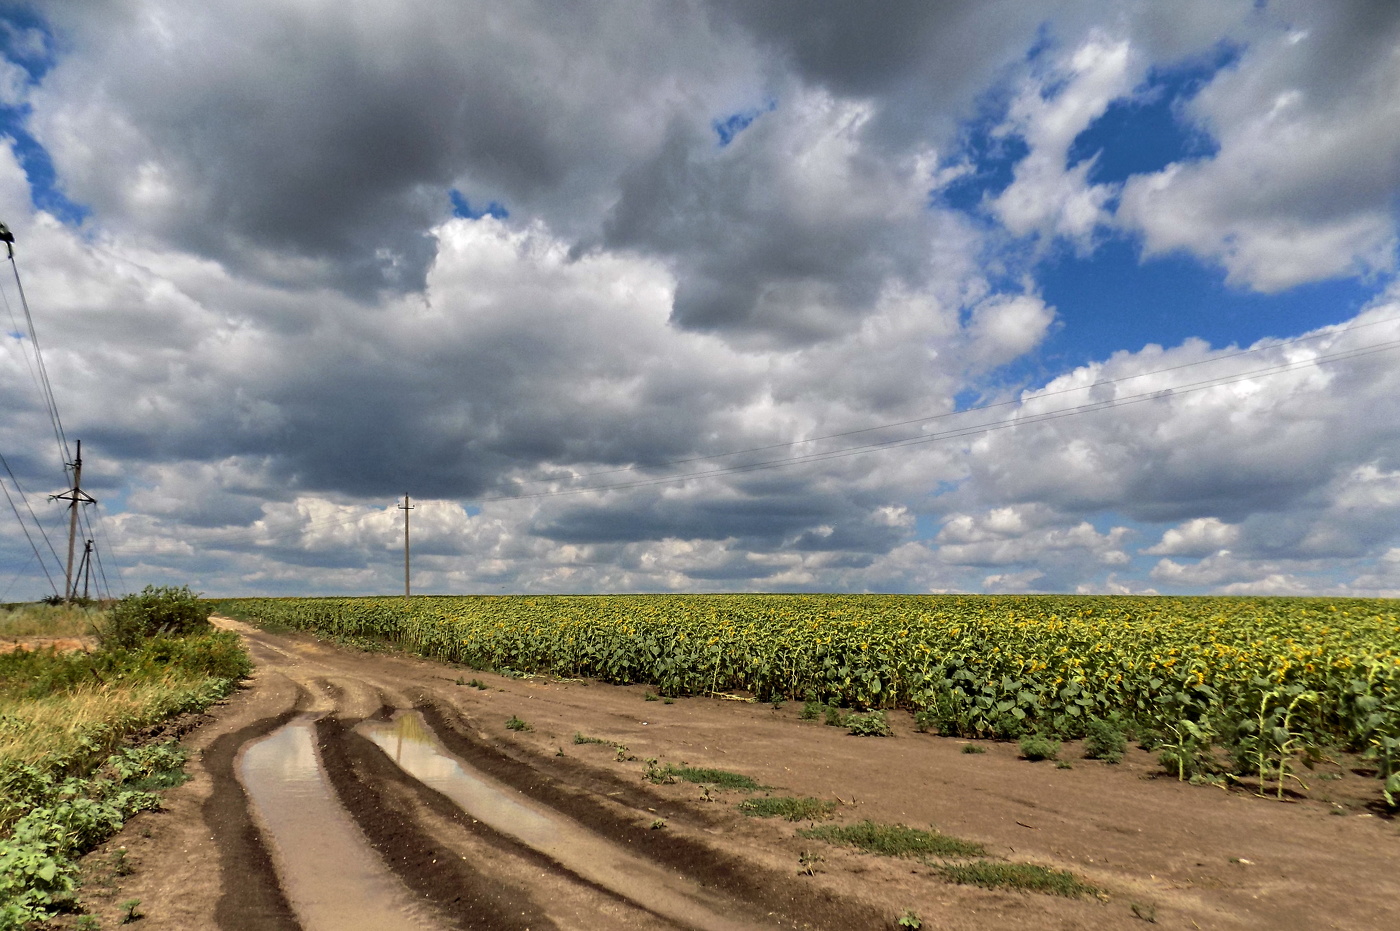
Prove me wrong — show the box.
[449,189,508,221]
[1066,44,1238,187]
[0,8,87,226]
[711,99,775,147]
[1035,235,1384,369]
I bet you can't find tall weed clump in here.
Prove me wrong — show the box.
[96,586,212,650]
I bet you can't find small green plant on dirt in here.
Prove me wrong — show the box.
[961,743,986,754]
[643,759,677,784]
[74,915,100,930]
[846,711,892,737]
[798,820,985,858]
[738,796,836,821]
[97,585,211,650]
[660,765,762,790]
[933,862,1098,898]
[1018,734,1060,762]
[644,692,659,702]
[505,716,532,732]
[1055,760,1073,770]
[468,679,488,690]
[110,847,133,876]
[913,711,936,734]
[1131,901,1158,922]
[800,700,822,721]
[119,898,142,923]
[663,697,675,705]
[573,732,609,745]
[823,706,846,727]
[649,818,666,830]
[1084,716,1128,763]
[797,849,824,876]
[897,909,923,929]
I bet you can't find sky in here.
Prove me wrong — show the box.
[1,0,1399,600]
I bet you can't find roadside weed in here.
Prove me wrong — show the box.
[933,862,1099,897]
[961,743,986,754]
[505,716,532,732]
[845,711,892,737]
[660,765,762,790]
[573,732,609,745]
[1084,716,1128,763]
[798,820,985,858]
[1019,734,1060,762]
[897,909,923,929]
[737,796,836,821]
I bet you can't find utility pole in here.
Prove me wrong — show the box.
[398,494,414,600]
[80,539,94,601]
[51,439,96,603]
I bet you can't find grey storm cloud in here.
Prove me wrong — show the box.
[1,1,1399,599]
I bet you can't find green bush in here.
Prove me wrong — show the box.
[97,586,212,650]
[1083,716,1128,763]
[846,711,892,737]
[1018,734,1060,762]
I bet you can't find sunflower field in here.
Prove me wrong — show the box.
[214,594,1400,798]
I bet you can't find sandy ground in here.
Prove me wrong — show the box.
[59,618,1400,931]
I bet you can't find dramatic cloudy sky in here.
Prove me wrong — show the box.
[2,0,1399,599]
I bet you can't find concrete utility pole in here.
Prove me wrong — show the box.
[51,439,96,603]
[80,539,94,601]
[399,494,414,600]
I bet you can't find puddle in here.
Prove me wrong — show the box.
[360,711,769,931]
[239,715,444,931]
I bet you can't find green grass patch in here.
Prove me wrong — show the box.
[573,732,610,745]
[933,861,1099,897]
[661,765,762,790]
[798,820,985,858]
[738,796,837,821]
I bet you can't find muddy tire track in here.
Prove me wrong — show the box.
[413,698,887,930]
[314,714,558,931]
[204,706,303,931]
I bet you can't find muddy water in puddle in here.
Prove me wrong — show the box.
[360,712,770,931]
[239,715,445,931]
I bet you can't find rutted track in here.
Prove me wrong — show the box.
[75,617,1400,931]
[203,619,881,931]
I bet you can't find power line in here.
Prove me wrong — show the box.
[2,229,71,473]
[0,474,59,597]
[0,448,64,578]
[0,550,38,602]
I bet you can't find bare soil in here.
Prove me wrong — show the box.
[60,619,1400,931]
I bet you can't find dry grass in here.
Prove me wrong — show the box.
[0,676,208,772]
[0,604,102,640]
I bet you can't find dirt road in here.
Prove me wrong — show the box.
[68,619,1400,930]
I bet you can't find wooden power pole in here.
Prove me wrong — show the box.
[399,494,413,599]
[51,439,96,603]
